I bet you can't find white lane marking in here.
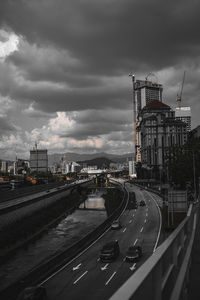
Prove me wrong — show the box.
[144,219,147,223]
[105,271,117,286]
[73,271,88,284]
[134,238,138,245]
[123,228,127,233]
[40,215,112,284]
[101,263,109,271]
[129,220,132,223]
[73,263,82,271]
[132,214,135,217]
[97,258,100,262]
[130,263,137,271]
[146,213,148,217]
[140,227,144,233]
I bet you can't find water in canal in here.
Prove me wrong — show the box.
[0,190,107,291]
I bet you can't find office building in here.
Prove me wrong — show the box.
[175,106,191,132]
[1,161,8,173]
[138,100,187,173]
[135,79,163,118]
[30,149,48,172]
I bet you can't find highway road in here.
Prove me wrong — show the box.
[41,183,162,300]
[0,179,89,212]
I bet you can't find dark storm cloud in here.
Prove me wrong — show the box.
[1,0,200,74]
[0,0,200,159]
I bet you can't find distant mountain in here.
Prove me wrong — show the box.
[48,152,134,166]
[77,157,114,169]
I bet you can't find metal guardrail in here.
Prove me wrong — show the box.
[110,203,198,300]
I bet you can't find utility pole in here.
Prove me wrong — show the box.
[35,141,38,180]
[192,150,197,201]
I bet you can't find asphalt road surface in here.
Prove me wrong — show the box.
[41,183,162,300]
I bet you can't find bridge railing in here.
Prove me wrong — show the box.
[110,203,198,300]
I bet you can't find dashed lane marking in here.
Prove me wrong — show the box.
[105,271,117,286]
[73,271,88,285]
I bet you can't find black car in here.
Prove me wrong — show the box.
[16,286,47,300]
[100,240,120,262]
[125,245,142,262]
[139,200,146,206]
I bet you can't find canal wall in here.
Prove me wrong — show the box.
[0,182,89,229]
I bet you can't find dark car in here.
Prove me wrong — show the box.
[111,220,121,230]
[139,200,146,206]
[100,240,120,262]
[125,245,142,262]
[16,286,47,300]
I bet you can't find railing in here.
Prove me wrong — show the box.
[110,203,198,300]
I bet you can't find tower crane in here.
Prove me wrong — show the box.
[177,71,186,108]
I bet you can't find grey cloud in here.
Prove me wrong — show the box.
[0,116,17,136]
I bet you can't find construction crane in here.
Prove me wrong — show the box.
[145,72,158,83]
[129,73,137,159]
[177,71,186,108]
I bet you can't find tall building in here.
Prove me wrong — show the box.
[175,106,191,132]
[30,149,48,173]
[132,77,163,163]
[128,160,136,177]
[135,79,163,118]
[138,100,187,173]
[1,161,8,173]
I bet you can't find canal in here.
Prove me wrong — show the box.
[0,189,107,291]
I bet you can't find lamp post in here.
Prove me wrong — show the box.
[192,150,197,201]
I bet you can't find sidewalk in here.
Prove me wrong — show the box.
[188,205,200,300]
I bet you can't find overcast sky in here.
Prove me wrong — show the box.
[0,0,200,160]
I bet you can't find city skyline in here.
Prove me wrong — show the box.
[0,0,200,160]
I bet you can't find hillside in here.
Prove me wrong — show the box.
[48,152,134,166]
[77,157,114,169]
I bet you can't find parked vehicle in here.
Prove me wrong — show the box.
[125,245,142,262]
[16,285,47,300]
[111,220,121,230]
[100,240,120,262]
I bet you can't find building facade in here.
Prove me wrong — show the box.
[137,100,187,175]
[30,149,48,173]
[175,106,191,132]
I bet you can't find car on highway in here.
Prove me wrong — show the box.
[100,240,120,262]
[111,220,121,230]
[139,200,146,206]
[125,245,142,262]
[16,285,47,300]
